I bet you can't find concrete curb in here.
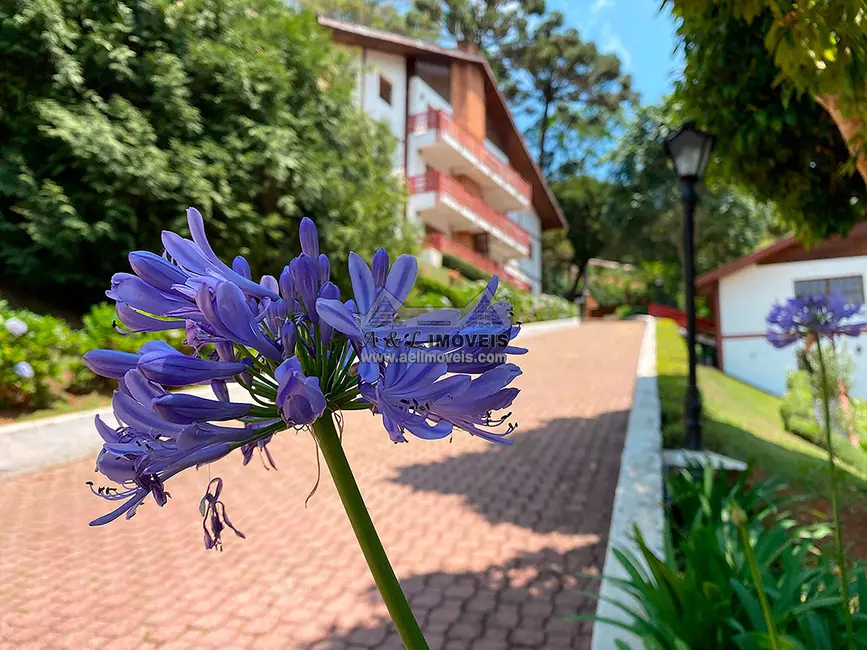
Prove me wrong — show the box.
[591,316,665,650]
[0,316,580,479]
[516,316,581,339]
[0,384,210,480]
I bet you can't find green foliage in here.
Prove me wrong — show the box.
[668,0,867,136]
[540,228,575,297]
[0,300,75,408]
[410,270,484,309]
[664,464,790,563]
[805,341,856,398]
[588,280,627,309]
[409,265,576,323]
[664,3,866,241]
[780,367,867,469]
[780,370,824,446]
[502,12,635,174]
[546,175,610,298]
[607,102,788,275]
[586,267,646,309]
[614,304,644,320]
[494,283,577,323]
[67,302,186,393]
[303,0,441,41]
[441,253,490,282]
[656,318,867,487]
[588,465,864,650]
[0,0,409,309]
[411,0,543,77]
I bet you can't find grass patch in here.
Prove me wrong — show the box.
[656,318,867,492]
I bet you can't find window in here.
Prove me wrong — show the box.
[794,275,865,304]
[379,75,392,105]
[473,232,490,255]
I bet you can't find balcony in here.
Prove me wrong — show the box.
[425,233,532,292]
[408,109,532,212]
[409,171,530,258]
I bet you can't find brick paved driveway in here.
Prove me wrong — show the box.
[0,321,644,650]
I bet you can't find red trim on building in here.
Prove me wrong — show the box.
[426,232,531,291]
[318,15,565,230]
[408,109,532,202]
[648,303,716,336]
[408,171,530,250]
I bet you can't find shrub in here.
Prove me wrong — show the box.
[410,267,577,324]
[0,300,75,408]
[588,279,628,308]
[0,0,409,309]
[68,302,186,393]
[801,341,856,399]
[586,465,862,649]
[780,368,867,467]
[780,369,824,445]
[492,284,577,323]
[441,254,491,282]
[615,304,646,320]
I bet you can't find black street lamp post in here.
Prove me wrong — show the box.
[663,121,715,451]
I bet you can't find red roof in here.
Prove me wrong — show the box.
[696,221,867,292]
[695,236,800,290]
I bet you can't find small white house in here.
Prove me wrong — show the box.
[697,223,867,400]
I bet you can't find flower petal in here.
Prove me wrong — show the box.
[316,298,362,339]
[384,254,418,304]
[349,252,376,315]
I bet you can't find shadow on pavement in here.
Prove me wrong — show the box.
[308,413,631,650]
[388,413,631,536]
[309,544,602,650]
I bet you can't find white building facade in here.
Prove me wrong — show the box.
[699,226,867,399]
[322,17,565,294]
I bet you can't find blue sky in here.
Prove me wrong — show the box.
[547,0,684,105]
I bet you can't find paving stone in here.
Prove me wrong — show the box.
[0,322,643,649]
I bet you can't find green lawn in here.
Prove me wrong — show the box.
[656,318,867,493]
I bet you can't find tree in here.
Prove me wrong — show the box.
[502,12,635,176]
[664,2,866,240]
[540,229,574,297]
[546,175,610,299]
[666,0,867,186]
[410,0,544,77]
[303,0,440,41]
[605,104,786,280]
[0,0,411,310]
[542,102,785,302]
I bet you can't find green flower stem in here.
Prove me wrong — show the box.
[737,521,780,650]
[816,342,854,647]
[312,413,429,650]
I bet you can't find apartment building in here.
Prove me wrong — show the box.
[319,16,566,293]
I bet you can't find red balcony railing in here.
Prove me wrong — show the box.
[426,232,532,292]
[409,171,530,251]
[408,108,532,202]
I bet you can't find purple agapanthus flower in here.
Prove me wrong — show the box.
[275,357,327,425]
[766,292,866,348]
[86,208,524,549]
[316,250,419,382]
[87,371,253,526]
[356,345,521,444]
